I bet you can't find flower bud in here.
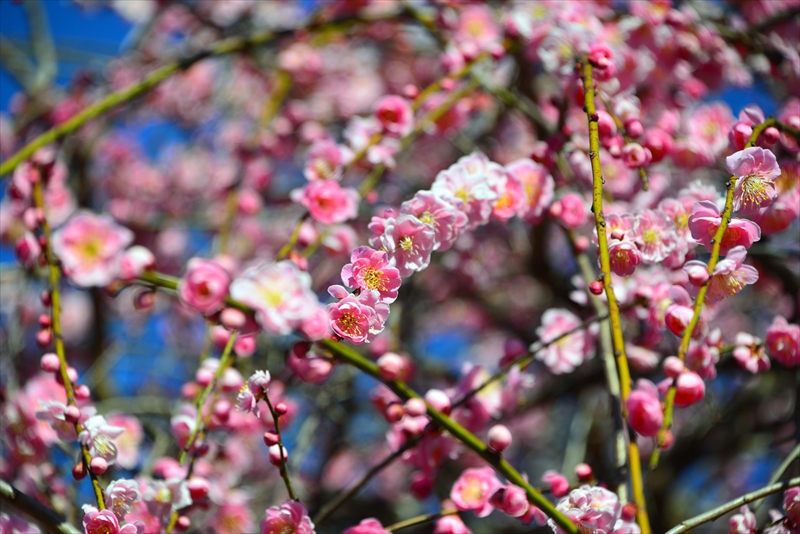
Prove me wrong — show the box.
[626,390,664,437]
[187,478,210,500]
[72,463,87,480]
[674,371,705,407]
[195,368,214,387]
[220,308,246,330]
[377,352,406,381]
[409,471,434,499]
[74,385,91,401]
[36,328,52,348]
[275,402,288,416]
[622,143,652,168]
[424,389,451,414]
[685,264,709,286]
[175,516,191,531]
[234,335,256,357]
[575,463,593,482]
[384,403,405,423]
[40,353,60,373]
[488,424,512,452]
[763,126,780,146]
[542,470,569,498]
[662,356,684,378]
[625,119,643,139]
[90,457,108,475]
[263,432,280,447]
[405,398,427,417]
[589,280,604,295]
[64,405,81,423]
[268,444,288,466]
[729,122,753,151]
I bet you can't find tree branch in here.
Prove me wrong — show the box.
[0,480,81,534]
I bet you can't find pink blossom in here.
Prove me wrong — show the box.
[328,289,388,344]
[236,370,270,417]
[688,102,735,157]
[374,95,413,137]
[288,344,334,384]
[542,470,570,498]
[729,505,756,534]
[291,181,359,225]
[105,414,144,470]
[380,215,436,278]
[343,518,390,534]
[626,381,664,437]
[82,506,144,534]
[631,209,677,263]
[230,261,319,335]
[304,139,343,181]
[535,309,594,374]
[35,400,78,441]
[688,201,761,255]
[431,153,500,229]
[261,501,315,534]
[622,143,652,168]
[491,484,530,517]
[608,238,643,277]
[733,332,771,374]
[491,169,526,222]
[504,158,554,224]
[551,485,621,534]
[673,371,705,407]
[434,514,471,534]
[552,193,587,230]
[51,211,134,287]
[784,487,800,525]
[726,147,781,215]
[696,246,759,303]
[177,258,231,315]
[766,316,800,367]
[450,467,503,517]
[78,415,126,465]
[298,306,331,341]
[105,479,143,521]
[142,478,191,523]
[400,191,468,251]
[453,4,502,57]
[15,232,41,269]
[341,246,402,303]
[118,246,155,282]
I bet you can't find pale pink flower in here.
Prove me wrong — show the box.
[450,467,503,518]
[291,181,359,225]
[626,380,664,437]
[431,153,500,229]
[142,478,191,524]
[82,505,144,534]
[504,158,554,224]
[261,501,315,534]
[766,316,800,367]
[341,246,402,303]
[304,139,343,181]
[51,211,134,287]
[687,102,735,157]
[105,414,144,470]
[0,513,40,534]
[434,514,471,534]
[230,261,319,335]
[213,494,257,534]
[688,201,761,255]
[631,209,677,263]
[729,505,756,534]
[178,258,231,315]
[236,370,271,417]
[550,485,621,534]
[374,95,413,137]
[79,415,126,465]
[687,246,759,303]
[343,518,390,534]
[105,479,142,521]
[535,309,594,374]
[726,147,781,215]
[380,215,436,278]
[453,4,502,57]
[733,332,770,374]
[400,191,467,251]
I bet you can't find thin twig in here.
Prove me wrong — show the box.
[665,477,800,534]
[386,509,459,532]
[265,393,297,501]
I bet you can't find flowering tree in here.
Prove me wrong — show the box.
[1,1,800,533]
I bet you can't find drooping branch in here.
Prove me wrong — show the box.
[0,480,81,534]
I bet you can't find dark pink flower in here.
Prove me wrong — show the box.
[688,201,761,255]
[626,381,664,437]
[178,258,231,315]
[82,505,144,534]
[341,246,402,303]
[374,95,413,137]
[291,181,359,225]
[261,500,314,534]
[542,471,570,498]
[766,316,800,367]
[729,505,756,534]
[726,147,781,215]
[328,289,388,344]
[450,467,503,517]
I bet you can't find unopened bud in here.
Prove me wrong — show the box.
[488,424,512,452]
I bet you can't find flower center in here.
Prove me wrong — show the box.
[740,176,771,206]
[642,229,659,244]
[313,160,334,180]
[338,312,363,336]
[454,187,470,203]
[461,478,484,505]
[79,237,104,263]
[362,267,386,291]
[418,211,435,226]
[399,236,414,251]
[156,487,173,503]
[93,435,117,460]
[87,523,114,534]
[259,287,284,308]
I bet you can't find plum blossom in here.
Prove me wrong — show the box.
[434,514,472,534]
[51,211,134,287]
[550,485,621,534]
[142,478,191,523]
[400,191,468,251]
[105,479,142,521]
[343,518,390,534]
[733,333,770,374]
[504,158,554,224]
[261,501,314,534]
[374,95,413,137]
[291,181,359,225]
[178,258,231,315]
[450,467,503,517]
[631,209,677,263]
[766,316,800,367]
[432,153,500,229]
[688,201,761,255]
[230,261,319,335]
[82,506,144,534]
[304,139,343,181]
[684,246,759,303]
[729,505,756,534]
[535,309,595,374]
[79,415,126,465]
[626,380,664,437]
[341,246,402,303]
[236,370,271,417]
[380,215,436,278]
[608,239,642,276]
[726,147,781,215]
[328,288,388,344]
[453,4,503,58]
